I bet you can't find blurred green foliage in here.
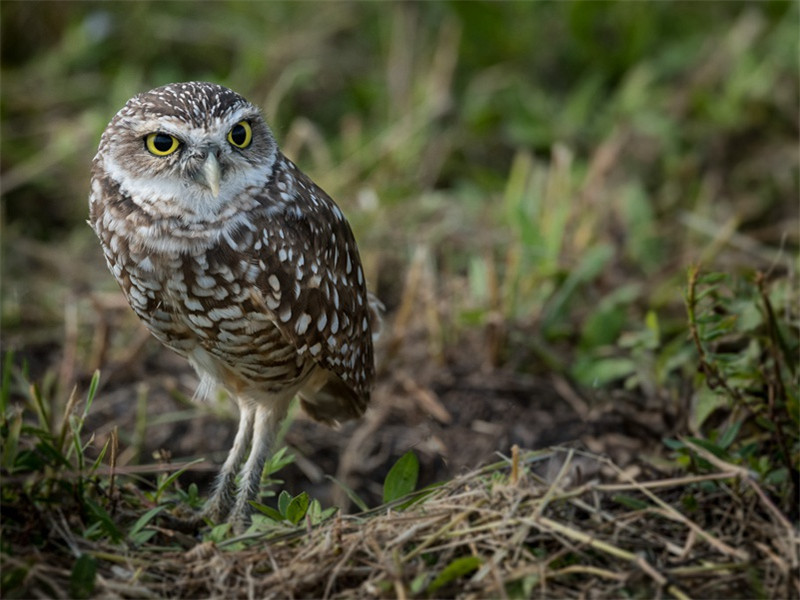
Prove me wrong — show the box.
[1,1,796,239]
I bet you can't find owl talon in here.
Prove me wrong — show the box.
[159,510,207,534]
[159,508,250,536]
[229,513,251,536]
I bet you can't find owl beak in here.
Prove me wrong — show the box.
[200,153,221,198]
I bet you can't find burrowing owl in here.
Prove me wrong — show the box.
[89,82,380,531]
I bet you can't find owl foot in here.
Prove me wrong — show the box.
[157,498,227,533]
[159,510,207,534]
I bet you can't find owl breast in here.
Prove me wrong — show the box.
[92,187,314,398]
[162,246,313,392]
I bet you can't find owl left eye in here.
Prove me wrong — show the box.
[227,121,252,149]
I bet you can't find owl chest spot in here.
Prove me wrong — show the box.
[156,252,296,356]
[123,238,310,391]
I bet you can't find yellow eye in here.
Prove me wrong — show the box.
[145,132,180,156]
[227,121,252,148]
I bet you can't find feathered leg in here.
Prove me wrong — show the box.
[200,401,255,522]
[228,403,274,533]
[163,401,255,532]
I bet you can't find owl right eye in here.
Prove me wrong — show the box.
[145,132,181,156]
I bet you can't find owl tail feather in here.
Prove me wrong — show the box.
[298,372,367,425]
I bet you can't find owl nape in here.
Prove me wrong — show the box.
[90,82,380,533]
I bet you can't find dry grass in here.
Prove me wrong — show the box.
[7,446,796,599]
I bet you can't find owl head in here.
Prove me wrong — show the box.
[93,82,278,221]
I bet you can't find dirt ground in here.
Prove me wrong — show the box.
[68,312,678,515]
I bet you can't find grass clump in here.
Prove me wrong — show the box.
[4,426,797,598]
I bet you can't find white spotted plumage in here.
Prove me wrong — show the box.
[89,82,381,531]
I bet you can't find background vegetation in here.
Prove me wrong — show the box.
[2,1,798,597]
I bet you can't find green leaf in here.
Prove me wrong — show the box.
[580,302,627,349]
[410,572,429,595]
[718,420,742,450]
[765,467,788,485]
[285,492,310,525]
[128,530,157,545]
[249,500,284,521]
[205,522,231,543]
[30,384,50,431]
[690,387,728,431]
[14,448,46,472]
[427,555,482,594]
[307,499,338,525]
[277,490,292,517]
[397,480,446,510]
[69,554,97,599]
[383,450,419,504]
[644,310,660,346]
[686,437,726,456]
[264,445,295,477]
[69,415,85,470]
[506,573,540,599]
[662,438,685,451]
[613,494,650,510]
[572,356,636,387]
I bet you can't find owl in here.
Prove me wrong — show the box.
[89,82,380,531]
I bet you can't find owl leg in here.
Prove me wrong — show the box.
[227,403,274,533]
[200,401,256,522]
[161,402,255,532]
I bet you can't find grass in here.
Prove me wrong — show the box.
[2,2,798,598]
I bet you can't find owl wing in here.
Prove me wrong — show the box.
[247,155,376,416]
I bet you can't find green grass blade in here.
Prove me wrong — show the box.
[1,351,13,417]
[88,436,111,475]
[82,371,101,420]
[427,556,482,594]
[155,458,205,502]
[128,506,165,539]
[325,474,370,512]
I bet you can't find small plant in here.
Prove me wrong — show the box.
[252,490,315,526]
[667,268,799,517]
[249,449,423,534]
[383,449,420,504]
